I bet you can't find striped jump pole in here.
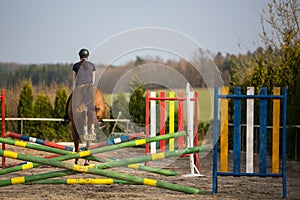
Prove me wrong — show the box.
[0,137,209,178]
[96,144,211,170]
[212,87,287,198]
[27,178,134,185]
[1,90,5,169]
[0,143,177,177]
[7,132,75,151]
[89,132,144,149]
[7,131,145,151]
[0,148,205,194]
[0,137,112,175]
[0,132,185,176]
[6,131,144,167]
[0,144,210,182]
[0,169,76,186]
[145,83,201,176]
[0,144,210,187]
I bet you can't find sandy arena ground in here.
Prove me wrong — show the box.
[0,143,299,200]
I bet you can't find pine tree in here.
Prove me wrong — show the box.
[33,93,54,140]
[54,87,68,118]
[53,86,70,141]
[128,74,146,131]
[110,91,129,133]
[17,81,34,135]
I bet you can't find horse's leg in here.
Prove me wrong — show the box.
[68,98,80,165]
[71,124,80,165]
[84,140,91,166]
[84,109,97,166]
[83,111,90,141]
[74,140,80,165]
[88,109,97,140]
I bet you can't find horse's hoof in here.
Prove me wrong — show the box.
[84,160,90,166]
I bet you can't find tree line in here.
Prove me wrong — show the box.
[0,56,231,93]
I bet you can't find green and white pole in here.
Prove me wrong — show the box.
[0,147,205,194]
[0,132,185,175]
[0,137,177,176]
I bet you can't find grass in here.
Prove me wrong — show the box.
[102,87,214,122]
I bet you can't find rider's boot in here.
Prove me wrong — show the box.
[61,114,70,126]
[98,119,105,129]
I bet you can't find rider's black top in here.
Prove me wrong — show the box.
[72,60,95,87]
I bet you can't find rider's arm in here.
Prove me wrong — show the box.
[72,71,77,90]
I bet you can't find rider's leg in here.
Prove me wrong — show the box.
[88,103,105,129]
[61,93,72,125]
[98,118,105,128]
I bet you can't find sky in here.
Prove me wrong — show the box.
[0,0,271,65]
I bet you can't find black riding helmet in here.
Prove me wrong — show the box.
[79,48,89,59]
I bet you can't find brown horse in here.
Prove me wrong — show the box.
[67,84,106,165]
